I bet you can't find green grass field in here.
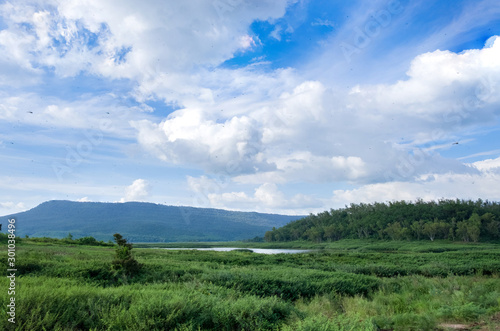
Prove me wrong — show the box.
[1,238,500,330]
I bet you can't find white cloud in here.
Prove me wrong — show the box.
[77,197,90,202]
[11,1,498,190]
[254,183,287,207]
[186,175,231,199]
[0,201,25,210]
[0,0,290,102]
[209,191,255,209]
[120,179,150,202]
[0,91,156,138]
[485,35,499,48]
[270,25,283,41]
[311,18,335,28]
[133,35,500,185]
[131,111,275,175]
[0,175,129,205]
[470,156,500,173]
[168,36,500,213]
[1,1,499,215]
[239,35,256,50]
[206,182,323,214]
[331,158,500,208]
[0,201,27,216]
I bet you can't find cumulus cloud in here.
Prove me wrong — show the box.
[187,174,323,214]
[174,36,500,213]
[0,0,290,101]
[0,91,155,136]
[471,157,500,173]
[1,1,499,215]
[331,157,500,208]
[0,201,26,210]
[0,201,26,216]
[350,43,500,129]
[132,37,500,187]
[132,111,276,175]
[6,1,498,190]
[187,175,223,194]
[120,179,150,202]
[239,35,257,50]
[205,182,323,214]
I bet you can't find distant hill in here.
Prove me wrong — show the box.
[0,200,303,242]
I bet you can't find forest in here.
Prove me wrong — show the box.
[264,199,500,243]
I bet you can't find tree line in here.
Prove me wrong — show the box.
[264,199,500,243]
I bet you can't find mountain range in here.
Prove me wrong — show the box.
[0,200,303,242]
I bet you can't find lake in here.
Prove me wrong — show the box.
[161,247,312,254]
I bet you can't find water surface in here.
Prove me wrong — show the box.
[161,247,312,254]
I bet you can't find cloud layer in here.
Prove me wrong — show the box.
[1,1,499,215]
[135,38,500,186]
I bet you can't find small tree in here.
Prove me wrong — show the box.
[112,233,141,277]
[411,220,425,240]
[456,221,470,242]
[467,214,481,242]
[264,230,275,242]
[385,222,404,240]
[485,220,500,239]
[423,221,440,241]
[448,227,456,241]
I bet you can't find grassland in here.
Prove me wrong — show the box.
[1,237,500,330]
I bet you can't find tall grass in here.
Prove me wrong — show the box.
[0,276,295,330]
[340,275,500,330]
[0,239,499,330]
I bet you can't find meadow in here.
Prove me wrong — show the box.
[1,236,500,330]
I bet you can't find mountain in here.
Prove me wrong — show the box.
[0,200,304,242]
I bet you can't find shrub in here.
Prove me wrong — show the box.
[111,233,142,277]
[282,314,376,331]
[76,236,98,245]
[374,313,436,331]
[1,277,294,330]
[202,269,380,300]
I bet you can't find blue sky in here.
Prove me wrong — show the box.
[1,0,500,216]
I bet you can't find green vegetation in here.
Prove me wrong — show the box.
[265,199,500,243]
[1,237,499,330]
[111,233,142,278]
[0,232,112,246]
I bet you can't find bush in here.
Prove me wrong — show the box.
[374,313,436,331]
[203,269,380,300]
[0,277,294,331]
[282,314,375,331]
[76,236,98,245]
[0,233,10,243]
[111,233,142,277]
[438,303,487,322]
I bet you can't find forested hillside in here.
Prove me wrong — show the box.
[265,199,500,243]
[0,200,302,242]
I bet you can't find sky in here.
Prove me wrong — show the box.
[1,0,500,216]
